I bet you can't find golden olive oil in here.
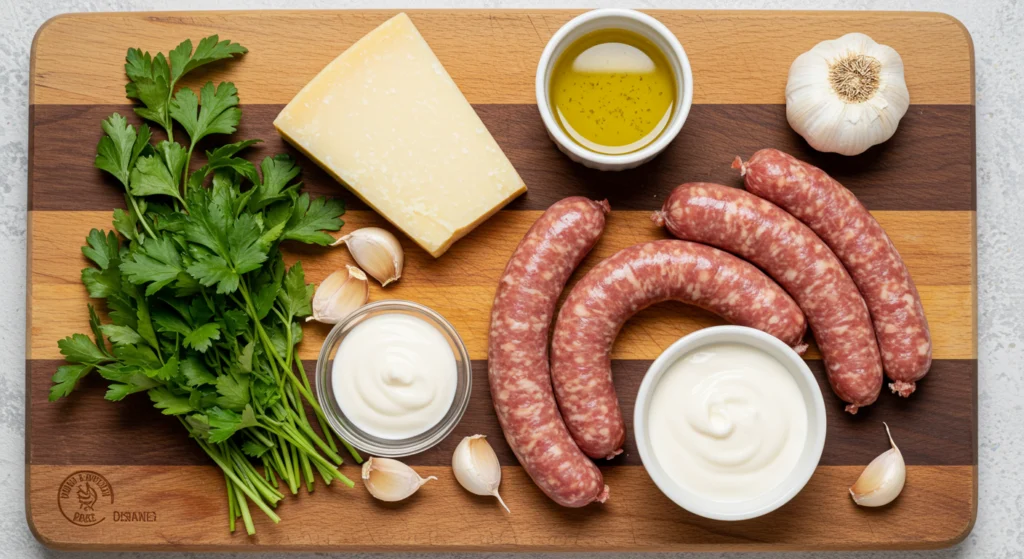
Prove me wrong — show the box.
[550,29,676,155]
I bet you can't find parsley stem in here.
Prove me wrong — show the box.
[233,479,256,536]
[182,143,195,197]
[295,358,342,456]
[185,421,280,524]
[262,420,347,479]
[238,283,324,421]
[249,429,275,449]
[272,435,297,494]
[126,193,158,240]
[224,471,236,533]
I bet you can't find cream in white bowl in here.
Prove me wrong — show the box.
[634,326,826,521]
[535,9,693,171]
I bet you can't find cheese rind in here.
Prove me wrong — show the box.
[274,12,526,257]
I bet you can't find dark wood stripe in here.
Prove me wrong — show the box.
[29,104,975,212]
[29,358,976,467]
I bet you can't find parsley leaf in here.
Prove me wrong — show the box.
[99,324,142,346]
[241,440,270,458]
[120,236,184,295]
[81,230,123,299]
[135,298,160,350]
[149,386,193,415]
[151,307,193,336]
[189,140,261,189]
[187,255,238,294]
[168,35,247,86]
[112,344,161,369]
[280,193,346,245]
[277,262,313,319]
[250,155,300,210]
[228,213,270,274]
[82,229,120,270]
[206,405,258,443]
[112,207,141,246]
[180,355,216,387]
[105,373,160,401]
[49,364,95,402]
[184,322,221,353]
[215,375,250,411]
[124,49,172,133]
[170,82,242,146]
[58,333,110,365]
[87,305,110,357]
[146,356,179,382]
[107,291,139,329]
[95,114,151,187]
[126,36,245,138]
[130,148,186,203]
[238,341,255,373]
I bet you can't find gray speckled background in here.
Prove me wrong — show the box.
[3,0,1021,557]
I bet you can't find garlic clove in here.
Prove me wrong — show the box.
[452,434,509,513]
[850,422,906,507]
[307,265,369,324]
[362,457,437,502]
[332,227,404,286]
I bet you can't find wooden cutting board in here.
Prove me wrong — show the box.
[26,10,976,552]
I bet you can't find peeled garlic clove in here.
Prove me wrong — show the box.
[362,457,436,502]
[332,227,404,286]
[452,434,509,513]
[850,422,906,507]
[307,265,368,324]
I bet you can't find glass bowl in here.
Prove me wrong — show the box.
[315,300,472,457]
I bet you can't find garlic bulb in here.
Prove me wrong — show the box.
[850,422,906,507]
[332,227,404,286]
[307,265,369,324]
[786,32,910,156]
[362,457,437,502]
[452,435,509,513]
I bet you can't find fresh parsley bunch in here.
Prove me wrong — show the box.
[50,36,359,535]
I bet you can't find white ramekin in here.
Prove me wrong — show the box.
[634,325,827,521]
[535,9,693,171]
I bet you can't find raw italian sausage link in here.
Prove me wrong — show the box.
[653,183,883,413]
[551,240,808,460]
[736,149,931,396]
[488,196,610,507]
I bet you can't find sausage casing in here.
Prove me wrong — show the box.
[738,149,931,396]
[488,197,610,507]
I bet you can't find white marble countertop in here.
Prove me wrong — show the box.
[3,0,1020,557]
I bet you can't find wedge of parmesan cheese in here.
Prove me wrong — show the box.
[274,12,526,257]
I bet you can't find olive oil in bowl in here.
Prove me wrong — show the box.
[550,29,676,156]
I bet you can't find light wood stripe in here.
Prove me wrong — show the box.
[27,464,975,551]
[28,210,976,286]
[27,282,974,362]
[28,210,974,361]
[31,11,973,106]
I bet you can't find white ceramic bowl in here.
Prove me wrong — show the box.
[535,9,693,171]
[634,325,827,521]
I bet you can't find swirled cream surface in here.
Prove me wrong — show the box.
[648,342,808,502]
[332,313,457,439]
